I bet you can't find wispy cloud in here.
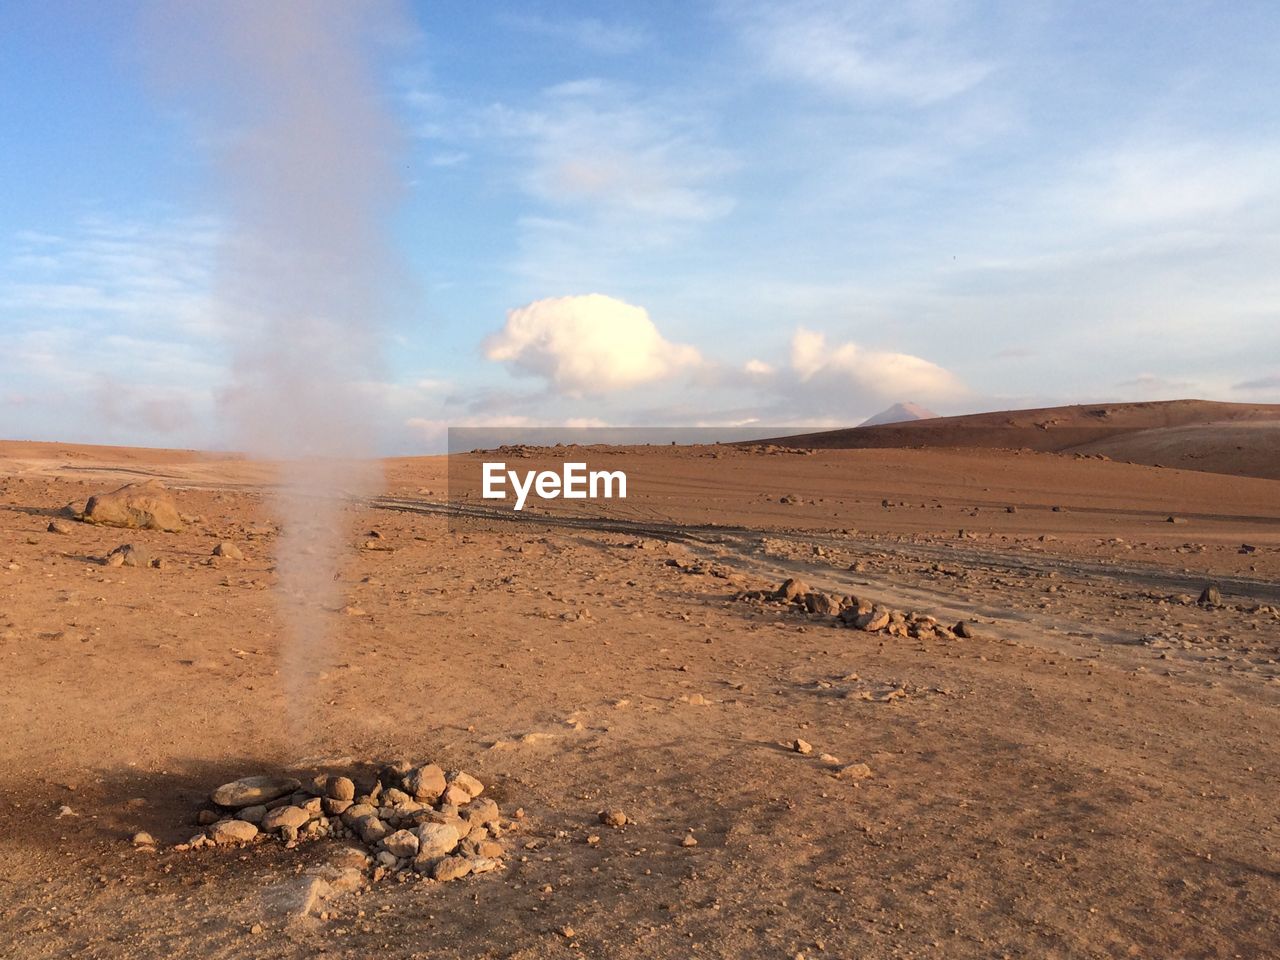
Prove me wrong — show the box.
[721,0,994,105]
[1115,373,1196,395]
[1234,374,1280,392]
[496,13,649,56]
[0,215,221,337]
[1053,139,1280,232]
[486,79,735,225]
[0,215,227,444]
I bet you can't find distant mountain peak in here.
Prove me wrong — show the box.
[860,402,939,427]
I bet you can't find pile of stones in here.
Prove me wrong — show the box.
[738,577,977,641]
[177,761,509,883]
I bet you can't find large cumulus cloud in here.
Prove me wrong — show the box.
[786,327,965,402]
[483,293,703,395]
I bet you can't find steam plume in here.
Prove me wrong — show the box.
[150,1,408,738]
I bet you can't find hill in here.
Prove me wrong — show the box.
[759,399,1280,480]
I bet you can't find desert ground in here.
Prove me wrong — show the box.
[2,409,1279,959]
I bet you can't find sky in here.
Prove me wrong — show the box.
[1,0,1279,453]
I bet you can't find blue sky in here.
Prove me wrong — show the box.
[2,0,1279,452]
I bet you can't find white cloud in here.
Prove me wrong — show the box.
[723,0,993,106]
[1114,372,1196,396]
[735,327,966,419]
[497,14,649,55]
[789,327,965,400]
[0,216,231,445]
[484,294,703,395]
[1056,140,1280,230]
[487,80,735,226]
[0,215,221,338]
[427,150,469,167]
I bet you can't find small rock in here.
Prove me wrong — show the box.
[261,805,309,832]
[264,874,331,919]
[379,759,413,787]
[238,804,268,824]
[804,592,842,616]
[953,620,976,639]
[209,819,259,845]
[325,775,355,801]
[792,739,813,755]
[326,846,372,871]
[213,541,244,559]
[465,797,500,827]
[403,764,446,801]
[599,809,628,828]
[381,829,419,858]
[322,797,352,816]
[448,771,484,798]
[341,803,377,824]
[432,855,473,882]
[415,822,461,859]
[855,609,891,632]
[1199,585,1222,606]
[47,519,75,535]
[211,775,301,809]
[468,856,501,874]
[838,762,874,781]
[441,783,472,807]
[775,578,811,602]
[104,543,151,568]
[315,864,366,894]
[382,787,411,806]
[681,834,698,847]
[131,831,156,847]
[354,815,389,845]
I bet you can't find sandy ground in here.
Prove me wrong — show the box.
[1,440,1278,959]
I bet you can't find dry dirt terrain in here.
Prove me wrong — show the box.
[1,435,1279,959]
[765,399,1280,481]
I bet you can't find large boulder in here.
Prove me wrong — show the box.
[82,480,183,532]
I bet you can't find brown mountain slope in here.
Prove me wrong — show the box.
[760,399,1280,480]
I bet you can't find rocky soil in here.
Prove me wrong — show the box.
[0,441,1278,959]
